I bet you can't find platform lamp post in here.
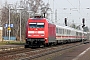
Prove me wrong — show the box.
[8,4,13,41]
[17,8,24,42]
[0,9,1,19]
[0,9,1,26]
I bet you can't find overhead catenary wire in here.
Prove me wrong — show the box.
[66,0,85,17]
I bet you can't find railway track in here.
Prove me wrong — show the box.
[0,42,85,60]
[20,43,83,60]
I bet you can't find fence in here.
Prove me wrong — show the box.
[3,36,16,41]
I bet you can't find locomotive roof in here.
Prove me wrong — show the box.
[29,18,46,20]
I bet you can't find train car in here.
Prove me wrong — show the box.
[84,32,90,43]
[25,14,87,48]
[25,16,56,48]
[56,25,82,43]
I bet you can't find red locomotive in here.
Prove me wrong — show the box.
[25,15,56,48]
[25,14,87,48]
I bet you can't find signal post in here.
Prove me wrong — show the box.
[82,18,85,43]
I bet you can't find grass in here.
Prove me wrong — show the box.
[0,41,25,45]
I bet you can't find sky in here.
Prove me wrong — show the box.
[0,0,90,28]
[43,0,90,28]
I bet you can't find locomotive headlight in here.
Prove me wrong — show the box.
[41,35,44,36]
[28,35,31,36]
[45,38,47,39]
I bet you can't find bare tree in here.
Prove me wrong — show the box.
[20,0,50,16]
[1,0,50,41]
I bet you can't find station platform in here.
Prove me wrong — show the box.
[73,43,90,60]
[52,42,90,60]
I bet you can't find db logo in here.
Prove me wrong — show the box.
[34,31,38,33]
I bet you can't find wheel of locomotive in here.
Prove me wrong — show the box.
[24,44,29,48]
[53,42,57,46]
[40,44,45,48]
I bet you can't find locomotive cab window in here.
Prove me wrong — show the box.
[29,23,37,28]
[29,23,44,28]
[37,23,44,28]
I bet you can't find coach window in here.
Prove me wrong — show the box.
[80,33,82,36]
[65,29,67,34]
[76,32,78,36]
[56,28,58,33]
[59,29,61,34]
[68,30,69,34]
[60,29,62,34]
[59,28,60,33]
[63,29,64,34]
[79,33,82,36]
[58,29,60,33]
[67,30,69,34]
